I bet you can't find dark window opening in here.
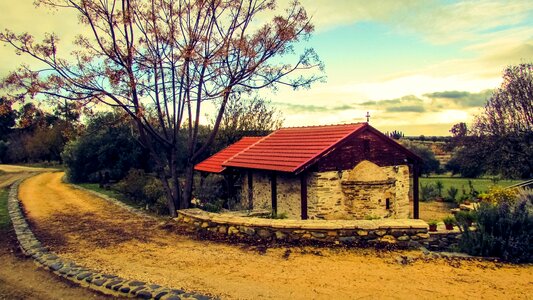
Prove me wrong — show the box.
[363,139,370,158]
[386,198,390,210]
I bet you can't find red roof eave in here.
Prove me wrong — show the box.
[194,137,263,173]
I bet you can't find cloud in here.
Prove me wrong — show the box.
[289,0,533,45]
[425,89,492,107]
[385,105,425,113]
[275,102,355,113]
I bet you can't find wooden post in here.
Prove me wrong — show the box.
[271,173,277,215]
[413,163,420,219]
[247,170,253,210]
[301,172,308,220]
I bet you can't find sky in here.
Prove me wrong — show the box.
[1,0,533,135]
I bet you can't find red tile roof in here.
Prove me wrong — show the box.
[194,137,263,173]
[223,123,367,173]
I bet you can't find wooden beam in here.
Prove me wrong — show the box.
[413,163,420,219]
[271,173,277,215]
[301,172,308,220]
[247,170,253,210]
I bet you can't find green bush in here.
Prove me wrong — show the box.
[62,112,146,183]
[114,169,168,214]
[443,215,456,225]
[445,186,459,202]
[455,210,476,226]
[420,183,439,201]
[459,196,533,263]
[194,175,226,212]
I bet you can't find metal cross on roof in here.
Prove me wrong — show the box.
[366,111,371,123]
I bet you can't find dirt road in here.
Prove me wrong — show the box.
[18,172,533,299]
[0,165,109,300]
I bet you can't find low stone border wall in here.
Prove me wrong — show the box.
[177,209,430,248]
[424,230,462,251]
[8,179,209,300]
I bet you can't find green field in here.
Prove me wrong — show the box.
[0,189,10,230]
[420,177,522,198]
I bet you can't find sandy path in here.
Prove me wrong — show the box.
[19,172,533,299]
[0,235,110,300]
[0,165,109,300]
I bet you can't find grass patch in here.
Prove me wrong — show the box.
[0,189,10,231]
[420,177,522,198]
[20,162,64,170]
[75,183,144,209]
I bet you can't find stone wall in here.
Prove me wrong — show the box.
[241,172,303,219]
[423,231,462,251]
[384,165,411,218]
[177,209,429,248]
[307,171,345,219]
[8,179,207,300]
[307,162,410,220]
[242,161,411,221]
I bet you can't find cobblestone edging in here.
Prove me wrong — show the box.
[177,209,430,248]
[8,180,210,300]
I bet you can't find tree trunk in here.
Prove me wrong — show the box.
[181,163,194,209]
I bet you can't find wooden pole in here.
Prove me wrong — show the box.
[271,173,277,215]
[301,172,308,220]
[413,163,420,219]
[248,170,253,210]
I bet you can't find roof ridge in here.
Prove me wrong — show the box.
[277,122,366,129]
[291,123,368,174]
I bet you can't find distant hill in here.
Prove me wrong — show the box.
[400,137,452,166]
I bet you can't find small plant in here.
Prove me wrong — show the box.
[364,214,381,220]
[443,215,456,230]
[270,212,288,219]
[435,180,444,198]
[203,199,225,213]
[420,183,438,201]
[468,180,479,198]
[428,220,438,232]
[457,193,471,205]
[455,210,476,227]
[445,186,459,202]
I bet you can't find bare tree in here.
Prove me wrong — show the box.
[469,63,533,178]
[474,63,533,136]
[210,95,283,150]
[0,0,323,216]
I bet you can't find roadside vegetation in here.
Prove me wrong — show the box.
[0,189,10,231]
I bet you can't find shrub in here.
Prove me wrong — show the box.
[459,196,533,263]
[114,169,167,213]
[455,210,476,226]
[435,180,444,198]
[443,215,456,226]
[62,112,146,183]
[194,174,226,212]
[478,186,518,205]
[445,186,459,202]
[420,183,439,201]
